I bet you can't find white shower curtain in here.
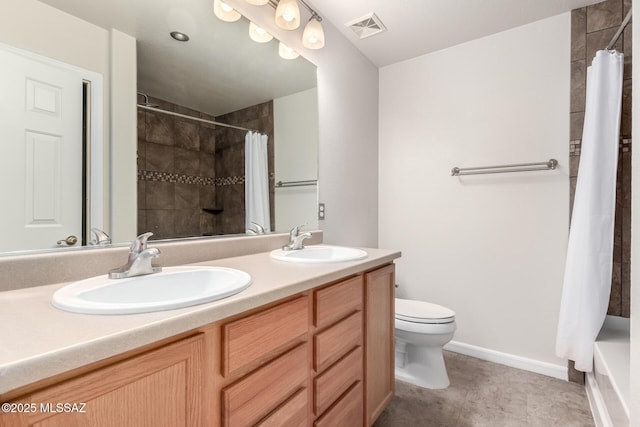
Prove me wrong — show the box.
[556,50,623,372]
[245,131,271,233]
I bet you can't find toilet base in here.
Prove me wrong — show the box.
[395,342,450,389]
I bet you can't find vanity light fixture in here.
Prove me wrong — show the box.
[249,22,273,43]
[278,42,299,59]
[302,14,324,49]
[213,0,241,22]
[216,0,325,56]
[249,0,326,50]
[274,0,301,30]
[170,31,190,42]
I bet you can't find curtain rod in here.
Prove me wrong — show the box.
[607,8,632,50]
[137,104,262,134]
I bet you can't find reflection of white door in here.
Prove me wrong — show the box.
[0,47,84,251]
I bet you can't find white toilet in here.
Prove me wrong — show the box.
[394,298,456,389]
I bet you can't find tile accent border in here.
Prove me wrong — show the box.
[569,138,633,157]
[138,170,215,186]
[214,175,245,186]
[138,170,247,187]
[138,171,277,187]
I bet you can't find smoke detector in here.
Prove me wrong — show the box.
[345,12,387,40]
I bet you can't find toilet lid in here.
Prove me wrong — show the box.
[395,298,455,324]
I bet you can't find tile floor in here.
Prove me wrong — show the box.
[373,351,595,427]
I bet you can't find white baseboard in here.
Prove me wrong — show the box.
[585,371,613,427]
[444,340,568,380]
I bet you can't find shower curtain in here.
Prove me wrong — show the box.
[245,131,271,233]
[556,50,623,372]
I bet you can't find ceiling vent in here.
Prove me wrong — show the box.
[345,12,387,40]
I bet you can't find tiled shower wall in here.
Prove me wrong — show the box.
[137,97,274,239]
[568,0,632,382]
[214,102,275,234]
[570,0,632,318]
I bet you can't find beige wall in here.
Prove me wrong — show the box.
[379,14,571,375]
[0,0,114,237]
[0,1,140,243]
[274,88,319,232]
[0,0,109,74]
[226,1,380,248]
[109,29,137,243]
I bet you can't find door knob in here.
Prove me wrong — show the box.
[57,235,78,246]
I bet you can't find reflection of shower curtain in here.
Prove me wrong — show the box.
[245,131,271,233]
[556,50,623,372]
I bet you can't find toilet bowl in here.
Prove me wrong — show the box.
[395,298,456,389]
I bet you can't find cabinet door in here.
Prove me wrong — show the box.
[222,344,308,427]
[222,296,308,377]
[364,264,395,425]
[314,381,363,427]
[1,334,205,427]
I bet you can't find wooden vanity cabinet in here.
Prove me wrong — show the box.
[1,263,396,427]
[0,333,207,427]
[219,296,310,427]
[312,276,364,425]
[364,264,396,425]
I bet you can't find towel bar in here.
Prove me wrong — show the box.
[451,159,558,176]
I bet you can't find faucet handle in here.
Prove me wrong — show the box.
[130,232,154,254]
[89,228,111,246]
[289,224,306,238]
[249,222,266,235]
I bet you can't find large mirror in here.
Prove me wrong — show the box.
[0,0,319,254]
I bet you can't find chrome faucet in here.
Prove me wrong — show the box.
[89,228,111,246]
[247,222,266,235]
[282,225,312,251]
[109,232,162,279]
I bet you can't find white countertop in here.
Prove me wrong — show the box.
[0,246,400,396]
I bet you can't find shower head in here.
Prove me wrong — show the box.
[137,92,160,108]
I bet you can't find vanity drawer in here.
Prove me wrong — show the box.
[314,381,363,427]
[256,388,308,427]
[314,346,363,416]
[314,311,362,372]
[222,296,308,376]
[314,276,363,329]
[222,344,308,427]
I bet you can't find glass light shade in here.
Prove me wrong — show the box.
[275,0,300,30]
[245,0,269,4]
[249,22,273,43]
[302,18,325,49]
[278,42,299,59]
[213,0,241,22]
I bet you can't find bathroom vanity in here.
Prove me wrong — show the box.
[0,244,399,426]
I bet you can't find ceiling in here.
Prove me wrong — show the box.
[313,0,605,67]
[39,0,317,116]
[37,0,607,113]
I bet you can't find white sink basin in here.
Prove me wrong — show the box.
[52,266,252,315]
[270,245,368,264]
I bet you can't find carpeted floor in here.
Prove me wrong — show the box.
[373,351,594,427]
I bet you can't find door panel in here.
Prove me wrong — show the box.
[0,47,84,251]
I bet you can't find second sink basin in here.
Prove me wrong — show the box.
[52,266,252,315]
[270,245,368,263]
